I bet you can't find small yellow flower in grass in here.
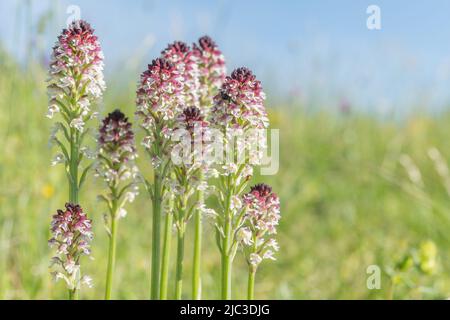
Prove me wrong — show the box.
[418,240,437,275]
[41,184,55,199]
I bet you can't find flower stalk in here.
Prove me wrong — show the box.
[219,174,243,300]
[151,171,163,299]
[96,109,138,300]
[105,198,118,299]
[136,57,184,299]
[192,172,204,299]
[47,20,106,192]
[169,106,211,299]
[191,36,226,299]
[240,184,281,300]
[175,228,185,299]
[47,19,105,299]
[175,198,187,299]
[69,129,80,203]
[209,67,269,299]
[160,186,174,299]
[48,203,93,299]
[247,268,256,300]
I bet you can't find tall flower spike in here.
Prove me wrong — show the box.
[161,41,199,107]
[170,106,211,299]
[210,68,269,299]
[211,67,268,129]
[136,57,184,299]
[192,35,226,108]
[97,109,138,299]
[47,20,105,125]
[190,36,225,299]
[47,20,105,208]
[49,203,93,295]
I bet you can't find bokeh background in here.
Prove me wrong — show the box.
[1,0,450,299]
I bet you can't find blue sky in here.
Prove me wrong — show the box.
[2,0,450,113]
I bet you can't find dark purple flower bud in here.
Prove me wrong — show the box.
[161,41,191,63]
[175,106,209,141]
[182,106,203,123]
[196,36,218,52]
[249,183,273,198]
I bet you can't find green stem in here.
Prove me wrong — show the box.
[68,288,78,300]
[175,227,185,300]
[150,171,162,300]
[192,173,204,299]
[69,129,79,203]
[221,179,233,300]
[221,250,232,300]
[67,129,79,300]
[160,192,174,300]
[247,269,256,300]
[105,204,118,300]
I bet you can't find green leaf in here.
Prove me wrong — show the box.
[117,182,134,200]
[78,162,94,189]
[53,137,70,162]
[98,194,113,212]
[143,179,154,200]
[79,127,91,146]
[215,228,223,253]
[229,241,239,260]
[57,122,71,143]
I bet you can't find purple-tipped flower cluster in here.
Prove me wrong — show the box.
[162,41,200,107]
[192,36,226,107]
[136,36,227,166]
[172,106,212,169]
[240,184,280,268]
[98,110,136,157]
[169,107,214,195]
[136,58,184,124]
[48,203,93,289]
[136,58,185,166]
[176,106,207,134]
[97,110,138,184]
[97,110,139,215]
[47,20,105,130]
[211,67,268,129]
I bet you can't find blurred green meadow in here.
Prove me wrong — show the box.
[1,47,450,299]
